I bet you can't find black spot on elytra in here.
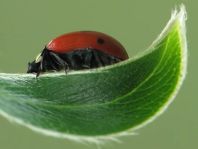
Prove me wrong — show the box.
[97,38,105,44]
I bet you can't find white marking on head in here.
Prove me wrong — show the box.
[35,53,42,63]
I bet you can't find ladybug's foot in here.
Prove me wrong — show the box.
[36,66,42,78]
[36,71,41,78]
[64,62,69,74]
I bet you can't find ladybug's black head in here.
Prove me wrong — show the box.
[27,52,43,74]
[27,61,41,73]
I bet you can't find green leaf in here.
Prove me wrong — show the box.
[0,5,187,142]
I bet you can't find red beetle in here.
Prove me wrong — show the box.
[27,31,129,77]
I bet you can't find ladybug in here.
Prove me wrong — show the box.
[27,31,129,77]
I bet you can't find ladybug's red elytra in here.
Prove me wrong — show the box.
[27,31,129,77]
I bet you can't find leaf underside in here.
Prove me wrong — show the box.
[0,6,187,140]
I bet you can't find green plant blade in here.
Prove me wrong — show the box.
[0,6,187,142]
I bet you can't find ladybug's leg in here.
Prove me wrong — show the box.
[49,52,69,73]
[35,58,43,78]
[91,50,105,68]
[35,62,42,77]
[82,48,93,69]
[59,59,69,73]
[36,71,40,78]
[91,49,121,68]
[64,62,69,73]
